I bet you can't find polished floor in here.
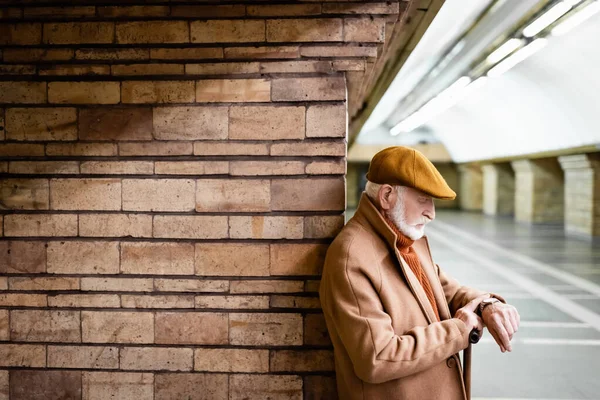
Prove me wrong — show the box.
[348,209,600,399]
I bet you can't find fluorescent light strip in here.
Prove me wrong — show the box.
[523,1,573,37]
[552,1,600,36]
[487,38,547,77]
[486,38,524,64]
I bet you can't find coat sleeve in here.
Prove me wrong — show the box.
[436,264,506,316]
[320,244,471,384]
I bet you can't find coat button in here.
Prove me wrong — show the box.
[446,357,456,368]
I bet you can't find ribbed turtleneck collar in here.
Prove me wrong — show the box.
[382,215,415,254]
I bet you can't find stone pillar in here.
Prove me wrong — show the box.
[457,164,483,211]
[433,163,459,209]
[482,163,515,216]
[511,158,564,223]
[559,153,600,238]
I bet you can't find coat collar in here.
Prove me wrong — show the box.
[353,193,451,323]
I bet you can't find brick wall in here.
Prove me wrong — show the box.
[0,1,404,398]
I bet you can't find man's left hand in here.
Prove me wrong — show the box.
[482,302,520,353]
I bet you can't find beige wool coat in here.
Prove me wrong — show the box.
[320,194,500,400]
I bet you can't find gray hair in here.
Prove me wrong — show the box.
[364,181,405,203]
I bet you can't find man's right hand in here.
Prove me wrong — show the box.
[454,297,484,338]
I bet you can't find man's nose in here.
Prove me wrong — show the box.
[424,203,435,220]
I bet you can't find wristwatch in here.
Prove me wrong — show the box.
[478,297,500,315]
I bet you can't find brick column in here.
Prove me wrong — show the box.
[559,153,600,238]
[482,163,515,216]
[0,2,406,398]
[511,158,564,223]
[457,164,483,211]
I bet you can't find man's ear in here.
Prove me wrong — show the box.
[378,184,395,211]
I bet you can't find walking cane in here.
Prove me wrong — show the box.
[464,330,481,400]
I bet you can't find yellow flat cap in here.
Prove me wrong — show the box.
[366,146,456,200]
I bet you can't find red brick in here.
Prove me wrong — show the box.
[0,143,45,157]
[120,347,193,371]
[116,21,189,44]
[80,161,153,175]
[171,5,245,18]
[123,179,195,211]
[0,310,8,341]
[191,20,265,43]
[304,313,332,346]
[271,178,345,211]
[9,277,79,291]
[195,348,268,372]
[155,312,228,345]
[272,77,345,101]
[248,4,321,16]
[306,104,346,138]
[0,241,46,274]
[153,106,228,140]
[333,59,366,71]
[121,242,194,275]
[155,373,228,400]
[82,311,154,344]
[112,63,184,76]
[196,79,270,103]
[47,241,119,274]
[81,277,153,292]
[122,295,194,309]
[229,216,303,239]
[304,375,338,400]
[0,179,49,210]
[9,370,81,400]
[305,280,321,293]
[300,45,378,58]
[97,6,170,17]
[195,295,269,309]
[0,82,46,104]
[306,159,346,175]
[0,64,35,75]
[4,214,78,237]
[79,107,153,141]
[230,106,305,140]
[230,161,304,176]
[344,17,386,42]
[195,243,270,276]
[119,141,192,156]
[224,46,299,59]
[39,64,110,76]
[76,48,149,61]
[24,7,95,18]
[230,280,304,294]
[0,278,6,291]
[260,60,336,74]
[48,82,120,104]
[154,279,229,293]
[79,214,152,238]
[9,161,79,174]
[266,19,342,42]
[10,310,80,342]
[48,294,121,308]
[323,2,400,14]
[229,313,302,346]
[270,244,328,276]
[46,143,117,156]
[151,47,223,60]
[43,22,114,44]
[270,350,334,372]
[48,346,118,369]
[82,372,153,400]
[229,374,302,400]
[304,215,345,238]
[3,48,74,62]
[194,141,269,156]
[271,295,322,309]
[0,8,22,18]
[155,161,229,175]
[122,80,195,104]
[153,215,228,239]
[50,178,121,211]
[0,23,41,45]
[196,179,270,212]
[185,62,259,75]
[0,344,45,367]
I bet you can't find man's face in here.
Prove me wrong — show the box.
[388,186,435,240]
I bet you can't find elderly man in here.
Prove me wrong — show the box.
[319,146,520,400]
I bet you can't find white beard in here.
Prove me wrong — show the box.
[387,199,428,241]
